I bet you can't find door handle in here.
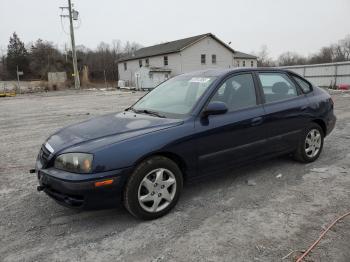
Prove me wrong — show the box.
[251,117,263,126]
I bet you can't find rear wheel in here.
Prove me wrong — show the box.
[294,123,324,163]
[123,156,183,220]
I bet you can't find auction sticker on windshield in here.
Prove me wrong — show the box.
[189,77,211,83]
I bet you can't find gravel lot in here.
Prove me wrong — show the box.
[1,89,350,262]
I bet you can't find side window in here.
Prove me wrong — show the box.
[258,73,298,103]
[292,75,312,93]
[210,74,257,112]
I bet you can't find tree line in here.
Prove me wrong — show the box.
[256,35,350,67]
[1,32,350,81]
[0,32,142,82]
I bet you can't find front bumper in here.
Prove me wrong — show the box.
[36,166,133,209]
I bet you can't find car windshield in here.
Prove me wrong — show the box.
[131,75,217,118]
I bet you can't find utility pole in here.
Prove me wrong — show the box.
[60,1,80,88]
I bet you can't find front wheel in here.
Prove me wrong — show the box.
[123,156,183,220]
[294,123,324,163]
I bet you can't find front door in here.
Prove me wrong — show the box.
[194,73,267,176]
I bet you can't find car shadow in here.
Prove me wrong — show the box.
[46,154,300,227]
[38,154,320,249]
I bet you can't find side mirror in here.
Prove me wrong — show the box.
[202,101,228,117]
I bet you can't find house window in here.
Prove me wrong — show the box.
[212,54,216,64]
[145,58,149,67]
[201,54,206,64]
[124,62,127,71]
[139,60,142,67]
[236,61,240,67]
[164,56,168,66]
[251,61,254,67]
[243,61,246,67]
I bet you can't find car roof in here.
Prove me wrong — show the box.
[180,68,294,78]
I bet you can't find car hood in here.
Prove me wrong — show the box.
[46,111,183,153]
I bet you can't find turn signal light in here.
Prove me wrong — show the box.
[94,179,113,187]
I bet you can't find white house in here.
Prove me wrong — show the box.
[234,51,258,68]
[117,33,257,88]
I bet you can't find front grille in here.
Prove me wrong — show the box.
[39,144,51,167]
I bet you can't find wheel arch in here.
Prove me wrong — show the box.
[134,151,188,181]
[312,119,327,136]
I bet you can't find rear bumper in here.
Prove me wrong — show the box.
[326,113,336,136]
[36,167,133,209]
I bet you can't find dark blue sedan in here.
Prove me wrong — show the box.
[34,68,336,220]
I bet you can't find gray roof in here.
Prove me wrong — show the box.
[119,33,235,62]
[233,51,257,59]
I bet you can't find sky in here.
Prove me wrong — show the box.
[0,0,349,59]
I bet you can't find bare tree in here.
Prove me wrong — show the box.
[277,52,306,66]
[256,45,275,67]
[308,47,334,64]
[339,35,350,60]
[123,41,142,55]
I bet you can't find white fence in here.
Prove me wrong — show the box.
[279,61,350,87]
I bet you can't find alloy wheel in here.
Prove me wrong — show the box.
[137,168,177,213]
[304,129,322,158]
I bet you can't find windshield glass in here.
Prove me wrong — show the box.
[132,75,216,118]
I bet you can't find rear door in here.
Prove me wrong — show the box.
[256,71,310,153]
[194,73,267,176]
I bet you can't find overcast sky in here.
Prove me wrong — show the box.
[0,0,349,58]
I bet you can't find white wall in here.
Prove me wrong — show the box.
[280,61,350,87]
[146,53,182,75]
[118,53,181,86]
[135,67,170,89]
[234,59,257,68]
[118,60,139,86]
[180,36,234,73]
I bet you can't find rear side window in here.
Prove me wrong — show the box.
[258,73,298,103]
[292,75,312,93]
[210,74,257,112]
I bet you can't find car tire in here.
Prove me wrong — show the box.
[294,123,324,163]
[123,156,183,220]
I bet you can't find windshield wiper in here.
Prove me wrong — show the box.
[129,108,166,118]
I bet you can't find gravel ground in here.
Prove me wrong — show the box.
[1,89,350,262]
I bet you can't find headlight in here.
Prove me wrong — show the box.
[54,153,93,173]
